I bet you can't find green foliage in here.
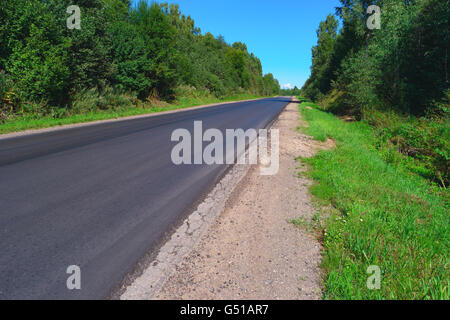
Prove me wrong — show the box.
[108,21,151,96]
[262,73,281,96]
[71,87,136,113]
[65,0,112,92]
[8,24,70,105]
[0,71,15,120]
[131,1,178,99]
[0,90,264,134]
[365,109,450,187]
[302,15,339,101]
[298,101,449,300]
[302,0,449,116]
[280,86,301,96]
[0,0,279,117]
[301,0,449,187]
[2,0,70,105]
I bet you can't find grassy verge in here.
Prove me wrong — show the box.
[0,92,267,134]
[297,100,449,300]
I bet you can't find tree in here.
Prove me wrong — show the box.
[132,1,178,98]
[108,21,150,96]
[0,0,281,111]
[5,0,70,105]
[302,15,338,100]
[302,0,449,116]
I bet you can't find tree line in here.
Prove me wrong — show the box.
[0,0,280,117]
[301,0,449,186]
[280,86,301,96]
[301,0,448,117]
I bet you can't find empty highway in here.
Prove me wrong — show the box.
[0,97,290,299]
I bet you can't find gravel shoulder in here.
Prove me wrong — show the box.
[151,99,333,300]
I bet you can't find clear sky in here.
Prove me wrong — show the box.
[132,0,341,89]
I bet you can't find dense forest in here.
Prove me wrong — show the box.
[0,0,280,121]
[301,0,449,186]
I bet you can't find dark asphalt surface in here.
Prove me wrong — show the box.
[0,97,290,299]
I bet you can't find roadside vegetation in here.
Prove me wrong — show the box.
[301,0,448,187]
[298,99,449,300]
[0,89,265,134]
[299,0,448,299]
[0,0,280,133]
[280,86,301,97]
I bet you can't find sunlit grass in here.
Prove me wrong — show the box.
[298,100,449,300]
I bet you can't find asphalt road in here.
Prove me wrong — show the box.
[0,97,290,299]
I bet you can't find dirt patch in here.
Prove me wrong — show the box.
[154,98,332,300]
[339,115,357,122]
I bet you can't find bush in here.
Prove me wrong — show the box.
[205,73,226,98]
[364,109,450,187]
[299,101,449,300]
[71,87,135,114]
[108,21,151,97]
[0,72,18,120]
[0,72,9,99]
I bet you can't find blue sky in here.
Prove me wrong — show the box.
[132,0,341,89]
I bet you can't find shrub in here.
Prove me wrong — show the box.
[71,87,135,114]
[365,109,450,187]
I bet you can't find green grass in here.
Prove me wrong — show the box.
[0,92,267,134]
[297,100,449,300]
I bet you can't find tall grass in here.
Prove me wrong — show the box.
[298,101,449,300]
